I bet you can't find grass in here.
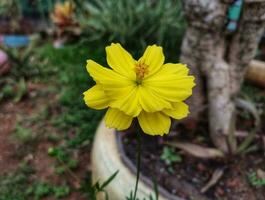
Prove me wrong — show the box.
[38,41,106,148]
[0,162,71,200]
[36,41,109,198]
[0,40,109,199]
[0,163,33,200]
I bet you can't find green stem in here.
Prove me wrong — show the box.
[133,126,142,200]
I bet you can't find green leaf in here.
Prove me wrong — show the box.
[161,147,182,166]
[14,78,27,103]
[99,170,119,190]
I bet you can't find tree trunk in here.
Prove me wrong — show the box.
[180,0,265,153]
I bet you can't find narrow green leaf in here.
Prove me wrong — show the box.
[100,170,119,190]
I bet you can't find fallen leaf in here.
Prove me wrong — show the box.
[164,142,225,159]
[201,168,225,193]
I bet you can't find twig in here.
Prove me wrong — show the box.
[201,168,225,193]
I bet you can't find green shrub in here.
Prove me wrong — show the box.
[76,0,186,60]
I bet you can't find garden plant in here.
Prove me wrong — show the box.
[0,0,264,200]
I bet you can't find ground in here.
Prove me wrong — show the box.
[0,87,91,200]
[0,43,104,200]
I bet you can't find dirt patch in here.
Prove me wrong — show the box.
[0,104,19,174]
[0,93,54,175]
[0,92,90,200]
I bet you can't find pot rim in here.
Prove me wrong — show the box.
[116,132,185,200]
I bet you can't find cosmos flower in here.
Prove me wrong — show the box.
[84,43,195,135]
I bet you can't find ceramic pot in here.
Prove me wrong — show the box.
[91,120,183,200]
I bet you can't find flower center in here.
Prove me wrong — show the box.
[135,63,149,84]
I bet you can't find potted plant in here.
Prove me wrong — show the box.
[85,0,265,199]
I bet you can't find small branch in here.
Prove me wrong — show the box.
[201,167,225,193]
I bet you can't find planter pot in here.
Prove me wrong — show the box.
[91,120,184,200]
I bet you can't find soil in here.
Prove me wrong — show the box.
[0,86,90,200]
[121,90,265,200]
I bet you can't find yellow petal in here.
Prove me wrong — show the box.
[104,108,133,131]
[138,111,171,136]
[163,102,189,119]
[138,45,164,77]
[161,63,189,76]
[86,59,134,100]
[144,63,195,102]
[83,85,109,109]
[110,86,141,117]
[106,43,136,79]
[138,86,172,112]
[87,59,126,83]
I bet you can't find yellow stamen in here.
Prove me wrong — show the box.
[135,63,149,84]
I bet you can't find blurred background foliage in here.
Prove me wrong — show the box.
[0,0,187,145]
[75,0,186,60]
[0,0,186,58]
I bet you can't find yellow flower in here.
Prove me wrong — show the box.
[51,1,75,27]
[84,43,195,136]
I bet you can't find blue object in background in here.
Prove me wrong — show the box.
[227,21,237,32]
[2,35,29,48]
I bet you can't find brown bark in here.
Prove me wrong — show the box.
[181,0,265,153]
[228,2,265,95]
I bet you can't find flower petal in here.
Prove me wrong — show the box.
[160,63,190,76]
[144,63,195,102]
[138,111,171,136]
[83,85,109,109]
[86,59,134,100]
[104,108,133,131]
[163,102,189,119]
[106,43,136,79]
[138,86,172,112]
[110,86,141,117]
[138,45,164,77]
